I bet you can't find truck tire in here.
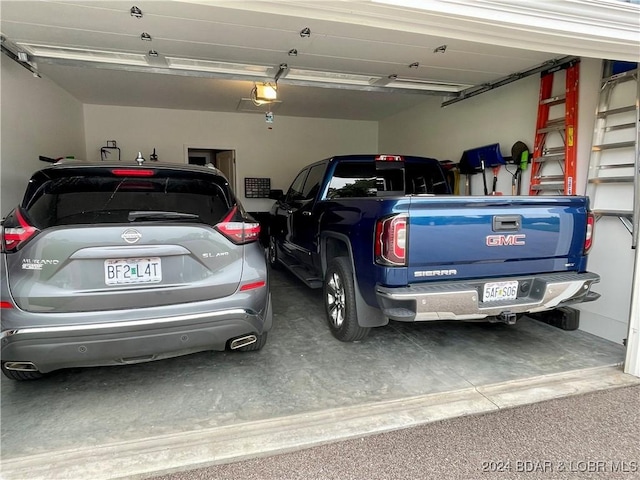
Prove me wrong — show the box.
[324,257,370,342]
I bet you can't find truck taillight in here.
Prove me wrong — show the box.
[375,214,407,266]
[2,208,38,253]
[584,211,595,253]
[215,206,261,245]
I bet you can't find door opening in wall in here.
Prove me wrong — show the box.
[187,148,236,192]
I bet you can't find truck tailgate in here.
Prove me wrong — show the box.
[406,196,589,281]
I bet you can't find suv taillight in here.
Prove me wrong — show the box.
[2,208,38,253]
[584,211,595,253]
[375,214,407,266]
[215,206,260,245]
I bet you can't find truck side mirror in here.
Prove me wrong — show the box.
[269,189,284,201]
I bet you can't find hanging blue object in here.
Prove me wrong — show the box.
[458,143,505,174]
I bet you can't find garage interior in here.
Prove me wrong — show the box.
[1,1,639,479]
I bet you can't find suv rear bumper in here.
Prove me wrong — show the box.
[1,295,272,374]
[376,272,600,322]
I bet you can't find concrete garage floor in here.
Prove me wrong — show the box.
[1,268,634,479]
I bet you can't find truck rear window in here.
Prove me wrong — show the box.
[326,161,449,199]
[24,176,230,228]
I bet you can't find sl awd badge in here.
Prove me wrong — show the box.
[121,228,142,244]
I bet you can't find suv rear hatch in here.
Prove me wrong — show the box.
[2,164,258,313]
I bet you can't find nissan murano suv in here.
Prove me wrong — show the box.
[0,160,271,380]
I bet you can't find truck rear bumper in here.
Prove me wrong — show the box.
[376,272,600,322]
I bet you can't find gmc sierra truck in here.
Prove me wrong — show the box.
[268,154,599,342]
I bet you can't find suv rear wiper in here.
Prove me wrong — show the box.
[128,211,200,222]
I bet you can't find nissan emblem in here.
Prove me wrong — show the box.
[121,228,143,244]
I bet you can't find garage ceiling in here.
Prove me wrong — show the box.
[1,0,638,120]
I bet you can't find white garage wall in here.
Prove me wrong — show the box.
[83,105,378,212]
[0,58,85,216]
[378,57,630,345]
[379,75,538,196]
[580,218,634,344]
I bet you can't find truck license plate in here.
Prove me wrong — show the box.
[483,280,518,302]
[105,257,162,285]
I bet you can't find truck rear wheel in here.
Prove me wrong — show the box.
[324,257,370,342]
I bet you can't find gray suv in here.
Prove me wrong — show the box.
[0,161,271,380]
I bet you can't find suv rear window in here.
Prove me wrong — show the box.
[25,175,230,228]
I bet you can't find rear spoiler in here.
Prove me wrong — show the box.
[39,156,82,165]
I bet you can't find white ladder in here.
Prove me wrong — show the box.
[587,62,639,248]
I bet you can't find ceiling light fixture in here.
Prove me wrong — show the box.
[433,45,447,53]
[299,27,311,38]
[130,6,143,18]
[251,63,287,106]
[148,50,158,57]
[251,83,278,105]
[288,49,298,56]
[140,32,152,41]
[409,62,419,68]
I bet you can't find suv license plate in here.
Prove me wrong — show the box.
[105,257,162,285]
[483,280,518,302]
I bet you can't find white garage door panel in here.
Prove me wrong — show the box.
[217,0,640,61]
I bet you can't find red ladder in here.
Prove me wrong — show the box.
[529,59,580,195]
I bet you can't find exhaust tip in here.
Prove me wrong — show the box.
[229,335,257,350]
[4,361,39,372]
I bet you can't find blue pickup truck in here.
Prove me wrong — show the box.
[268,154,600,341]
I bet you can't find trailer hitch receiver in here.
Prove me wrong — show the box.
[498,312,517,325]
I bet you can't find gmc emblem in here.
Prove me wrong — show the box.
[486,234,526,246]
